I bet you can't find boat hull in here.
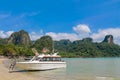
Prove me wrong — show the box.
[16,61,66,70]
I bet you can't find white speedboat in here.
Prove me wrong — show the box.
[16,53,66,70]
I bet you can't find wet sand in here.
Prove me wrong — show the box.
[0,59,46,80]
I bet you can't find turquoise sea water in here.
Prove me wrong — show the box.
[19,58,120,80]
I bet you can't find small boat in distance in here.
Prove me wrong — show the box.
[16,49,66,70]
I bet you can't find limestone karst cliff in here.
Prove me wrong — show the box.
[8,30,31,46]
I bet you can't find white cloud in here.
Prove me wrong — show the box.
[91,28,120,44]
[73,24,91,39]
[1,24,120,45]
[29,30,43,41]
[46,27,120,45]
[29,11,41,16]
[0,31,6,38]
[0,13,11,19]
[46,32,80,41]
[73,24,91,34]
[20,11,40,18]
[32,24,91,41]
[6,31,14,36]
[0,30,14,38]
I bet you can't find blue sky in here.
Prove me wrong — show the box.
[0,0,120,44]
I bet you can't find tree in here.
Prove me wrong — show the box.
[34,36,53,53]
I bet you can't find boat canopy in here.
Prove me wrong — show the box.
[38,53,61,58]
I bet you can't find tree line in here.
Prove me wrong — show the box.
[0,30,120,58]
[54,38,120,58]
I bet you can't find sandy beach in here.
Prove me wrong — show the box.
[0,58,46,80]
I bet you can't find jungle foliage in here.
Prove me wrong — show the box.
[0,30,120,58]
[54,38,120,57]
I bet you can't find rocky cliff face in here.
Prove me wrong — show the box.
[102,35,114,43]
[8,30,31,46]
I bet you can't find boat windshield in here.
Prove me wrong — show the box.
[31,54,62,62]
[40,56,61,61]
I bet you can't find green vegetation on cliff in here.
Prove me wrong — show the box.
[0,30,33,56]
[0,30,120,58]
[33,35,53,53]
[54,37,120,58]
[0,44,33,56]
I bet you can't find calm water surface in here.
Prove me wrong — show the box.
[22,58,120,80]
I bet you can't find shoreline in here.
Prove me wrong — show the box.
[0,58,45,80]
[0,58,119,80]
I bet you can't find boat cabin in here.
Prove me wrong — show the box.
[31,54,62,62]
[41,56,61,61]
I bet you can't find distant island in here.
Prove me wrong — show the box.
[0,30,120,58]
